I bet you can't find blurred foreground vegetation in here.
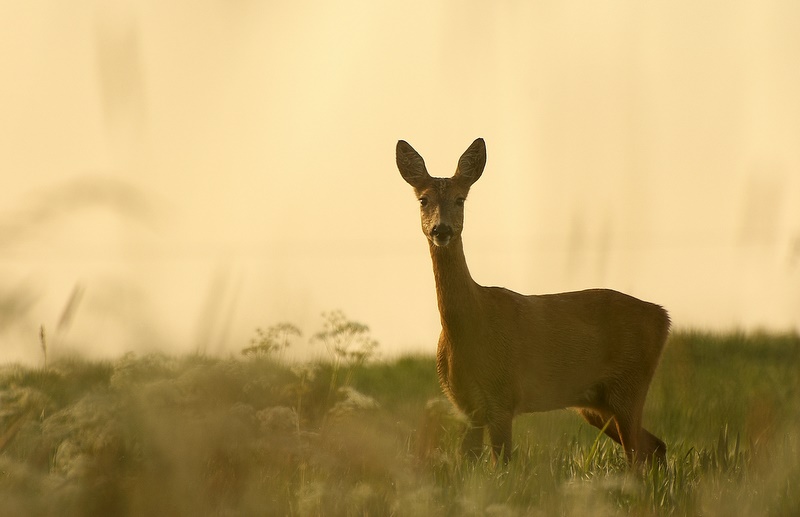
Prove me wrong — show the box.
[1,321,799,516]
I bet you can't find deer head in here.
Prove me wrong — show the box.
[396,138,486,247]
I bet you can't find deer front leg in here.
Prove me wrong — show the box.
[487,410,513,463]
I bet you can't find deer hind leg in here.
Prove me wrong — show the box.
[579,408,657,466]
[461,423,485,459]
[578,408,667,463]
[602,384,649,465]
[611,399,668,465]
[620,420,667,465]
[640,428,667,464]
[611,409,643,465]
[581,408,665,466]
[577,408,623,445]
[611,382,667,464]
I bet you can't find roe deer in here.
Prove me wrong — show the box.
[396,138,670,465]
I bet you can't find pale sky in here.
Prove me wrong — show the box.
[1,1,799,364]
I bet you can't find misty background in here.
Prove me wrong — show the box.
[1,1,798,365]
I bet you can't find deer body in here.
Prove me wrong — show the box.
[397,138,669,465]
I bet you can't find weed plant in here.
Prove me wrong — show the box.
[1,323,798,516]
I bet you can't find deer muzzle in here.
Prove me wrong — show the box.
[430,224,453,247]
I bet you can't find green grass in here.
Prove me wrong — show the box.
[1,330,799,516]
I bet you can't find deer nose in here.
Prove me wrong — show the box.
[431,224,453,238]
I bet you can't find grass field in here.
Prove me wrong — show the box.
[1,323,798,516]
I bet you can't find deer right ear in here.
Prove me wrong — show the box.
[454,138,486,186]
[396,140,431,188]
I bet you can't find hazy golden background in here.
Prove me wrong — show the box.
[2,1,798,364]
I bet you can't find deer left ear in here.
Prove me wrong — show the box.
[454,138,486,186]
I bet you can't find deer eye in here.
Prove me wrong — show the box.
[455,198,465,207]
[418,197,428,207]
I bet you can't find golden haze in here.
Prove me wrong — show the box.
[1,1,798,363]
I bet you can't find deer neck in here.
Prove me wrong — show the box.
[429,237,480,333]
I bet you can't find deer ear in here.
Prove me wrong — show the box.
[454,138,486,186]
[396,140,431,188]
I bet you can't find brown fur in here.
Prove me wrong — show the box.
[396,138,670,465]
